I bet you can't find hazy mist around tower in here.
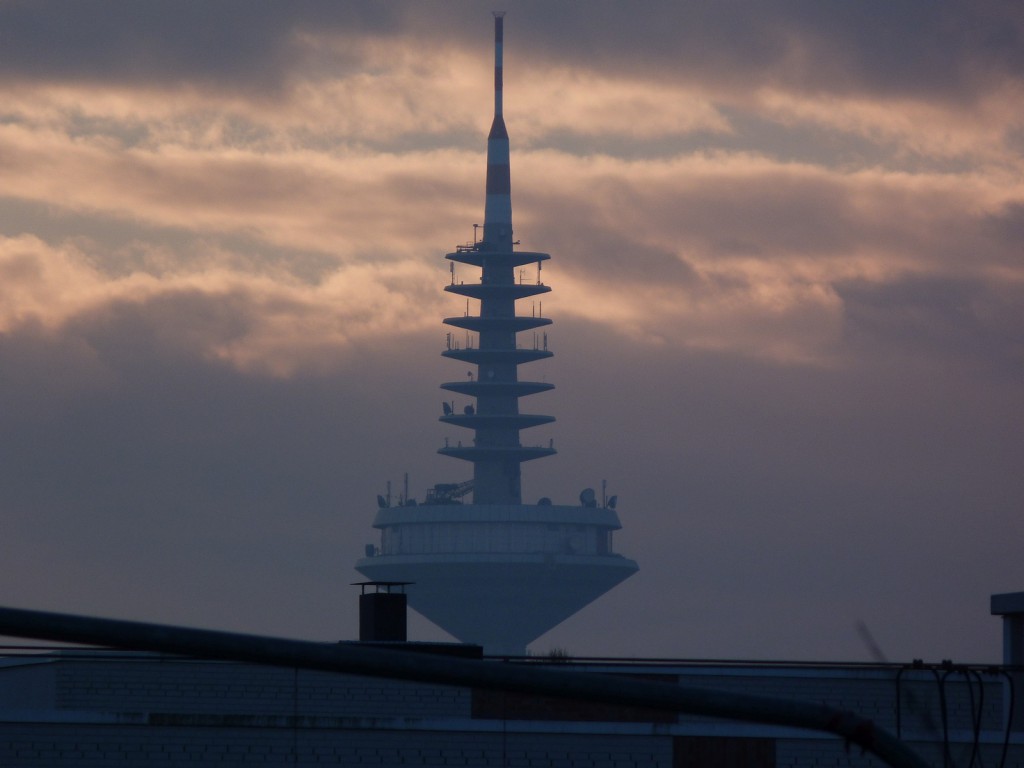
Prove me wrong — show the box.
[0,0,1022,662]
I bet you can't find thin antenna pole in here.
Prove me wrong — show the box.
[483,11,512,249]
[493,11,505,117]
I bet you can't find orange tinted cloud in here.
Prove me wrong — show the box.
[0,20,1021,376]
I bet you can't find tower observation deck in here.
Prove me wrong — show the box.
[356,13,637,655]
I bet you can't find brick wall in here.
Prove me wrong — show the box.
[0,723,673,768]
[51,657,468,718]
[1,652,1022,767]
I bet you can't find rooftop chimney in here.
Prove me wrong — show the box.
[355,582,409,642]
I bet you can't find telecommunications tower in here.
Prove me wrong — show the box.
[356,13,637,655]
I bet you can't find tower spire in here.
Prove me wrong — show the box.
[493,11,505,117]
[483,11,512,250]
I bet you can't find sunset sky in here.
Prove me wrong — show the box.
[1,1,1022,662]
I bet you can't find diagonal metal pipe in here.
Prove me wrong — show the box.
[0,605,927,768]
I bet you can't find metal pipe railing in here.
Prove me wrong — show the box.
[0,605,928,768]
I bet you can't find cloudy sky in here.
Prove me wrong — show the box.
[1,0,1021,663]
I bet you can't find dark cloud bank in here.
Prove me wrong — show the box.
[2,1,1020,102]
[1,285,1020,660]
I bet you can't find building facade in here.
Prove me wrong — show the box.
[1,647,1021,767]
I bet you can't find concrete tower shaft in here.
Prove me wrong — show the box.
[440,12,555,505]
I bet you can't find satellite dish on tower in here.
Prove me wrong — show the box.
[443,402,452,416]
[579,488,597,507]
